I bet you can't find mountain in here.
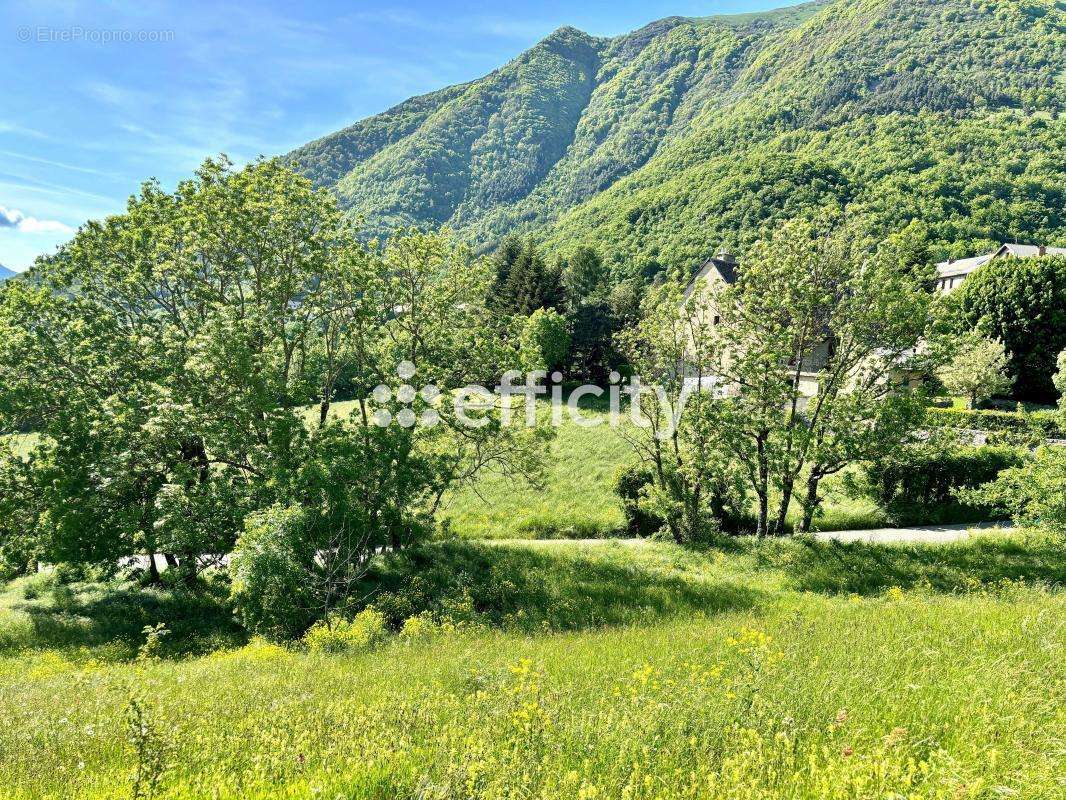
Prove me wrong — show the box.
[0,265,15,282]
[288,0,1066,277]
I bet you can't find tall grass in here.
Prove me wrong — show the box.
[0,535,1062,799]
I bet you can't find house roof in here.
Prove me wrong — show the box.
[682,255,737,303]
[936,243,1066,279]
[693,255,738,285]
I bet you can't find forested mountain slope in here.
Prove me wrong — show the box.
[288,0,1066,277]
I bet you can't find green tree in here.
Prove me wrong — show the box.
[704,217,932,536]
[498,239,565,316]
[946,256,1066,403]
[0,157,339,576]
[519,308,570,374]
[616,274,748,543]
[0,159,549,601]
[936,335,1012,409]
[1054,350,1066,411]
[489,234,525,309]
[562,246,609,307]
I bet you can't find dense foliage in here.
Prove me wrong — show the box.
[962,447,1066,533]
[942,255,1066,403]
[924,406,1064,439]
[852,442,1027,524]
[289,0,1066,280]
[0,160,548,627]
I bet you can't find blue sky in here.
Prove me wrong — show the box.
[1,0,787,271]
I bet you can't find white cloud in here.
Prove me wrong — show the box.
[0,205,73,234]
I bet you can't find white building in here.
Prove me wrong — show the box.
[935,243,1066,293]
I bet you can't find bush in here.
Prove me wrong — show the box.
[853,444,1027,525]
[398,613,442,641]
[961,447,1066,534]
[229,505,316,641]
[303,608,388,654]
[613,464,664,537]
[20,573,54,600]
[925,407,1063,439]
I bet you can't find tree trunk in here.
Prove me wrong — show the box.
[756,491,768,538]
[148,554,160,584]
[798,476,821,534]
[756,434,769,537]
[181,553,198,585]
[773,478,795,537]
[668,515,683,545]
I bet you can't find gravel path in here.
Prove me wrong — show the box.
[810,521,1013,544]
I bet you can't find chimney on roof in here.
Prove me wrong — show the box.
[1039,245,1047,257]
[715,247,736,264]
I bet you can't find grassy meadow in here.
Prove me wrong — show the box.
[1,533,1063,799]
[404,397,886,539]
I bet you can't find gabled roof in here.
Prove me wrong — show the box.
[682,255,737,303]
[996,243,1066,259]
[936,243,1066,279]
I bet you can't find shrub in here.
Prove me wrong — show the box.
[961,447,1066,534]
[303,608,388,654]
[614,463,753,538]
[613,464,664,537]
[925,407,1063,439]
[853,444,1027,525]
[398,613,440,640]
[229,505,316,641]
[20,573,54,600]
[50,584,78,613]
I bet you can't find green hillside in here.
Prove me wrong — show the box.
[288,0,1066,277]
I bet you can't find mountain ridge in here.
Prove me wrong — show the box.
[287,0,1066,276]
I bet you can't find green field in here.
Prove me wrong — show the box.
[431,401,887,539]
[441,411,633,539]
[1,533,1063,799]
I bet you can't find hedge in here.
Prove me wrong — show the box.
[855,444,1028,526]
[925,407,1063,439]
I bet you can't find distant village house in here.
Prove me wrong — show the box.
[934,243,1066,293]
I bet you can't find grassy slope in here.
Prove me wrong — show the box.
[436,401,886,539]
[441,411,632,539]
[0,533,1063,799]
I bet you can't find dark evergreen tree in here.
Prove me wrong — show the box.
[498,239,566,316]
[568,302,615,383]
[490,234,524,310]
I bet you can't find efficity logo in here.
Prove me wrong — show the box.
[369,361,442,428]
[367,363,701,439]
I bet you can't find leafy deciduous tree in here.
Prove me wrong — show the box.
[936,335,1012,409]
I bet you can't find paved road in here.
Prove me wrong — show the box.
[810,521,1012,545]
[495,521,1016,548]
